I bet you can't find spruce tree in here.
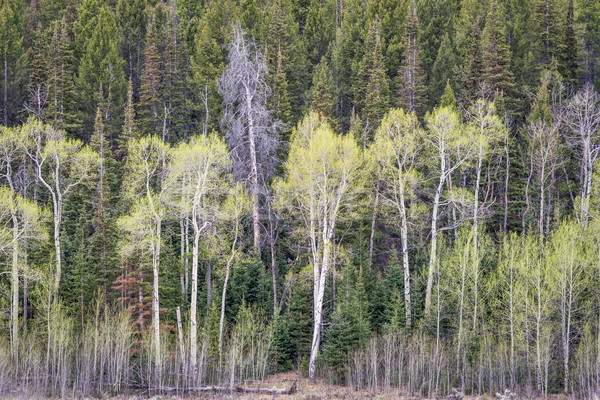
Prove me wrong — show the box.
[138,16,162,137]
[363,18,390,133]
[75,4,126,140]
[270,47,293,126]
[397,2,425,115]
[309,57,334,125]
[117,76,137,160]
[533,0,562,69]
[481,0,516,105]
[0,0,26,126]
[46,18,78,134]
[429,33,457,108]
[89,106,118,300]
[563,0,578,87]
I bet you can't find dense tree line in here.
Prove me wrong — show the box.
[2,0,600,398]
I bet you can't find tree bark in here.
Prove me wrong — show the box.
[308,237,332,383]
[425,169,445,316]
[189,217,200,384]
[245,85,261,254]
[398,185,411,329]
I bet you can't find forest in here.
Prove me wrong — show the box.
[1,0,600,398]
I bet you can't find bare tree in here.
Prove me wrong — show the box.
[218,24,281,254]
[564,84,600,226]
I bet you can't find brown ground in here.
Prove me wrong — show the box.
[132,372,575,400]
[1,372,576,399]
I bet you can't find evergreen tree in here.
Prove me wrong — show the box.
[189,0,235,134]
[138,16,162,137]
[481,0,516,105]
[331,0,366,130]
[46,18,78,134]
[269,47,292,126]
[440,79,458,111]
[265,0,305,124]
[116,0,146,84]
[75,4,126,140]
[302,0,334,68]
[363,18,390,133]
[89,106,118,299]
[397,1,425,115]
[162,9,188,142]
[429,33,457,108]
[117,76,137,160]
[562,0,578,86]
[309,56,334,125]
[533,0,562,69]
[0,0,26,126]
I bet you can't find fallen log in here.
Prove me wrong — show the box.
[147,380,297,395]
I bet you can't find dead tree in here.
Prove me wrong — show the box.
[218,24,281,254]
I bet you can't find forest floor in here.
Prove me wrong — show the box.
[122,371,573,400]
[2,372,575,399]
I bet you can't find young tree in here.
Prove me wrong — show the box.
[0,188,47,360]
[0,127,47,360]
[549,221,588,393]
[22,118,98,296]
[119,136,171,377]
[464,99,504,326]
[423,106,475,316]
[371,108,422,328]
[564,84,600,226]
[168,134,232,383]
[397,1,425,115]
[218,185,249,365]
[274,111,365,383]
[218,24,281,253]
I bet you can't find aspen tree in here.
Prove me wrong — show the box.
[423,107,475,316]
[22,118,98,296]
[274,111,365,383]
[168,134,232,384]
[118,136,171,379]
[371,108,422,328]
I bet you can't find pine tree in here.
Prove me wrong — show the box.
[331,0,367,130]
[46,18,78,134]
[397,2,425,115]
[75,4,126,140]
[463,17,484,102]
[309,56,334,125]
[117,76,137,160]
[533,0,562,69]
[481,0,516,104]
[363,19,390,133]
[365,0,405,85]
[116,0,147,83]
[269,47,292,126]
[264,0,306,123]
[440,79,458,111]
[189,0,235,134]
[302,0,334,68]
[354,17,379,114]
[562,0,578,87]
[0,0,26,126]
[89,106,118,300]
[429,33,457,108]
[138,16,162,137]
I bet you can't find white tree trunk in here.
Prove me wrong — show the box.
[425,172,445,316]
[189,220,200,383]
[308,238,332,383]
[398,186,411,329]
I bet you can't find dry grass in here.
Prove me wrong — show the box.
[0,371,577,400]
